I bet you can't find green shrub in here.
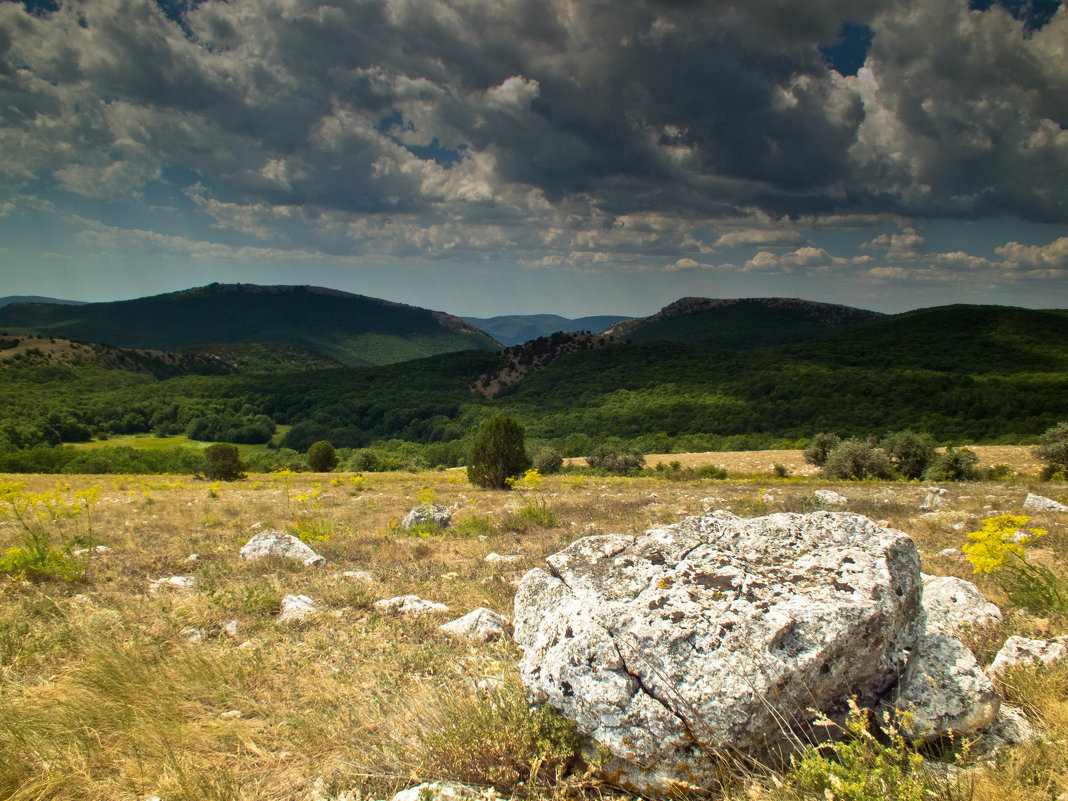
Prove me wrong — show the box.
[306,440,338,472]
[804,432,841,467]
[586,445,645,474]
[822,438,893,480]
[203,444,245,481]
[467,416,531,489]
[881,430,937,480]
[1035,421,1068,475]
[530,446,563,475]
[923,446,981,481]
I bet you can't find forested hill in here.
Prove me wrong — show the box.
[463,313,632,346]
[0,283,501,367]
[604,297,883,348]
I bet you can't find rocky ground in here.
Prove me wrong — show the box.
[0,461,1065,800]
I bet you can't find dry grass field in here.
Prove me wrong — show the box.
[1,461,1066,801]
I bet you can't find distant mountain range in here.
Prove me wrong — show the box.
[463,313,632,346]
[0,283,500,367]
[0,295,86,309]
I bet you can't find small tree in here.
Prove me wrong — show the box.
[204,444,245,481]
[924,447,982,481]
[1035,422,1068,477]
[822,438,892,480]
[307,440,339,472]
[467,416,532,489]
[882,430,937,480]
[804,433,841,467]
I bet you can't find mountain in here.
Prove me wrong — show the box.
[0,295,86,309]
[0,283,501,367]
[463,313,632,346]
[0,334,232,378]
[604,297,882,349]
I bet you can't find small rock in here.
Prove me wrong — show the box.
[1023,493,1068,513]
[181,627,205,642]
[989,635,1068,677]
[72,545,109,556]
[938,548,961,557]
[980,704,1040,751]
[885,633,1000,741]
[219,709,242,720]
[240,530,325,567]
[341,570,374,581]
[187,553,199,562]
[400,504,452,530]
[921,493,944,511]
[484,552,520,563]
[391,782,495,801]
[222,619,239,638]
[278,594,317,623]
[814,489,847,505]
[374,595,448,615]
[439,607,509,643]
[922,575,1002,636]
[149,575,195,593]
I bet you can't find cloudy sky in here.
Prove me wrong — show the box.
[0,0,1066,317]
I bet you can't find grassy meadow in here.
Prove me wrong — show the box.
[1,458,1067,801]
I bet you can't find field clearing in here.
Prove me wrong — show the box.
[0,469,1066,800]
[571,444,1044,476]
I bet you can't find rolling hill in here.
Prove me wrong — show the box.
[604,297,883,348]
[0,283,501,367]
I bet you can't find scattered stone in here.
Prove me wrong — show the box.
[439,607,509,643]
[374,595,448,615]
[278,594,317,623]
[341,570,374,581]
[149,575,195,592]
[884,633,1000,741]
[181,627,205,642]
[391,782,496,801]
[219,709,242,720]
[222,619,239,638]
[72,545,109,556]
[938,548,961,557]
[922,493,944,511]
[513,510,926,793]
[989,635,1068,677]
[1023,493,1068,513]
[400,504,452,530]
[484,552,520,563]
[187,553,199,562]
[922,575,1002,636]
[814,489,847,505]
[240,529,325,567]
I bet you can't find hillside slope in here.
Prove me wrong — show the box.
[0,283,501,367]
[605,297,882,348]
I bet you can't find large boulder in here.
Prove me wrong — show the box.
[401,504,452,530]
[513,511,926,794]
[1023,493,1068,513]
[922,575,1002,636]
[439,607,509,643]
[240,529,325,567]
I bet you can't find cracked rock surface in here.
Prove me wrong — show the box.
[513,511,925,794]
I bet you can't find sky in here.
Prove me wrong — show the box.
[0,0,1066,318]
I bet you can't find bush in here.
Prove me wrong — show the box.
[467,416,531,489]
[804,432,841,467]
[822,438,892,480]
[923,446,981,481]
[203,444,245,481]
[881,430,937,480]
[1035,421,1068,475]
[307,440,338,472]
[530,446,563,474]
[586,445,645,474]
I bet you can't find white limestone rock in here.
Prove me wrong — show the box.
[391,782,495,801]
[814,489,847,505]
[400,504,452,530]
[374,595,449,615]
[149,575,195,593]
[278,594,317,623]
[240,529,325,567]
[884,633,1000,741]
[513,510,926,794]
[980,704,1040,752]
[438,607,509,643]
[922,575,1002,636]
[484,552,520,563]
[1023,493,1068,513]
[989,635,1068,677]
